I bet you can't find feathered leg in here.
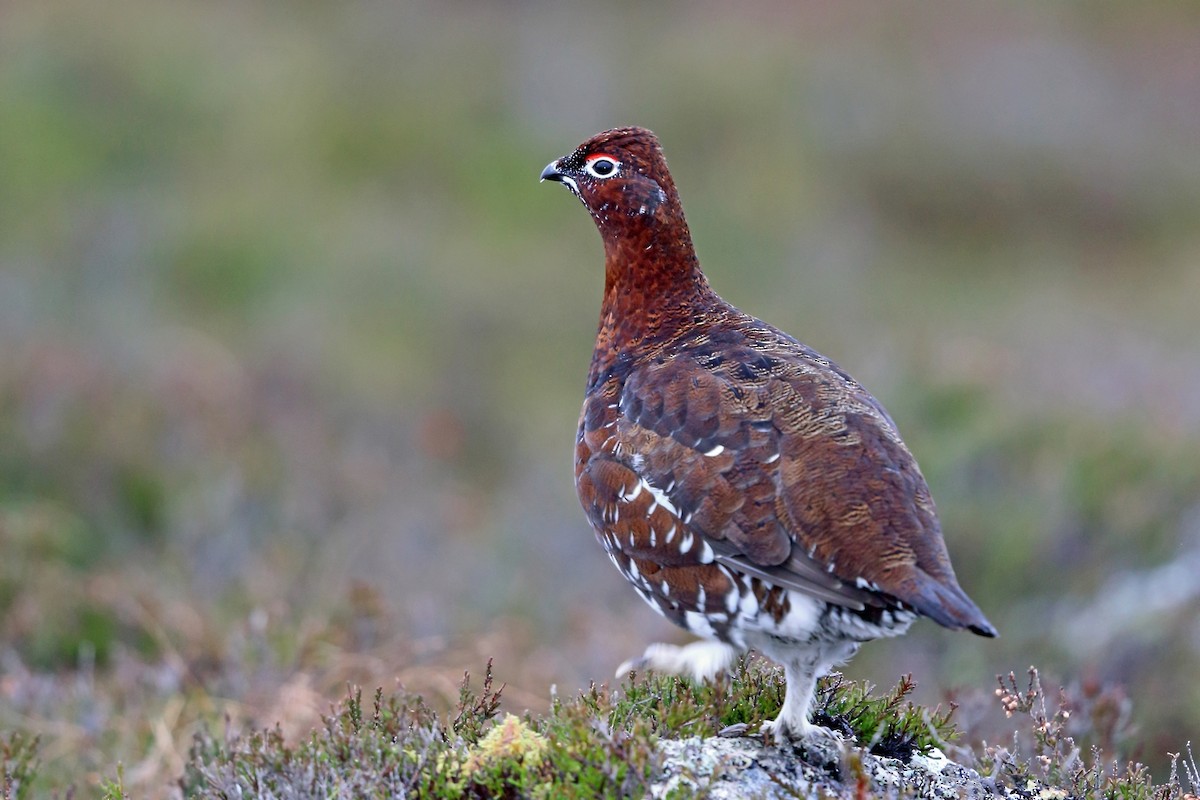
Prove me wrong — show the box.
[615,640,739,682]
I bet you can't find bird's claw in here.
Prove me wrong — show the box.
[615,654,649,679]
[760,717,848,746]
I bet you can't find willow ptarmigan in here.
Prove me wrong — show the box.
[541,127,996,742]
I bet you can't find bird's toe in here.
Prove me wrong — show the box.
[761,715,847,746]
[614,652,653,680]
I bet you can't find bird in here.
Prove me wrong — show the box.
[540,126,996,743]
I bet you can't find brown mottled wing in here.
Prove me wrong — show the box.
[600,321,989,632]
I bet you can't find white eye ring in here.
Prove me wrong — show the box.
[584,157,620,179]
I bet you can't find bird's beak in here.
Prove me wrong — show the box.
[540,160,564,182]
[542,158,582,198]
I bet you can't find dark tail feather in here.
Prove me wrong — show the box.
[910,577,998,638]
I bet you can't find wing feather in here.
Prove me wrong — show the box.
[605,321,966,617]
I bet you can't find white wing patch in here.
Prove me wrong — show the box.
[641,479,679,517]
[617,475,681,519]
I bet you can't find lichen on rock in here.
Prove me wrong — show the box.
[650,734,1001,799]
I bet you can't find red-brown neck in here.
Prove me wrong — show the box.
[589,208,718,387]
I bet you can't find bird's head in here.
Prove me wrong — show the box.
[540,127,683,235]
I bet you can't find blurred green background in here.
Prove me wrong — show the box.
[1,0,1198,794]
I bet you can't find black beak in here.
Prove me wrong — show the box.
[540,161,563,182]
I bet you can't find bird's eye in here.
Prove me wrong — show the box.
[584,157,619,178]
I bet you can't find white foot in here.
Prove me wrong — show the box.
[756,652,835,746]
[615,640,739,682]
[761,714,846,745]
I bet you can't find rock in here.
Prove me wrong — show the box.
[648,734,1001,799]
